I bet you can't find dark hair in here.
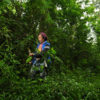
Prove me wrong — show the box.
[39,32,48,41]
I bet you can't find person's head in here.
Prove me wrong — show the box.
[38,32,48,43]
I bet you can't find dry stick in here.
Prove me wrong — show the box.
[28,48,31,55]
[28,48,32,64]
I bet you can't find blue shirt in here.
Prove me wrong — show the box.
[32,41,51,65]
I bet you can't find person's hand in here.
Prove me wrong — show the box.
[36,58,40,61]
[29,61,32,64]
[29,53,34,56]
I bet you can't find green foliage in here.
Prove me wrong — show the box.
[26,56,32,63]
[0,67,99,100]
[0,0,100,99]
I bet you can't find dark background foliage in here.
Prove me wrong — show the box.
[0,0,100,99]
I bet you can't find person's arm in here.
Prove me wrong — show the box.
[29,53,34,56]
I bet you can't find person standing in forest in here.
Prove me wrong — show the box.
[29,32,51,79]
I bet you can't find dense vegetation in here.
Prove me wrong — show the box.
[0,0,100,99]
